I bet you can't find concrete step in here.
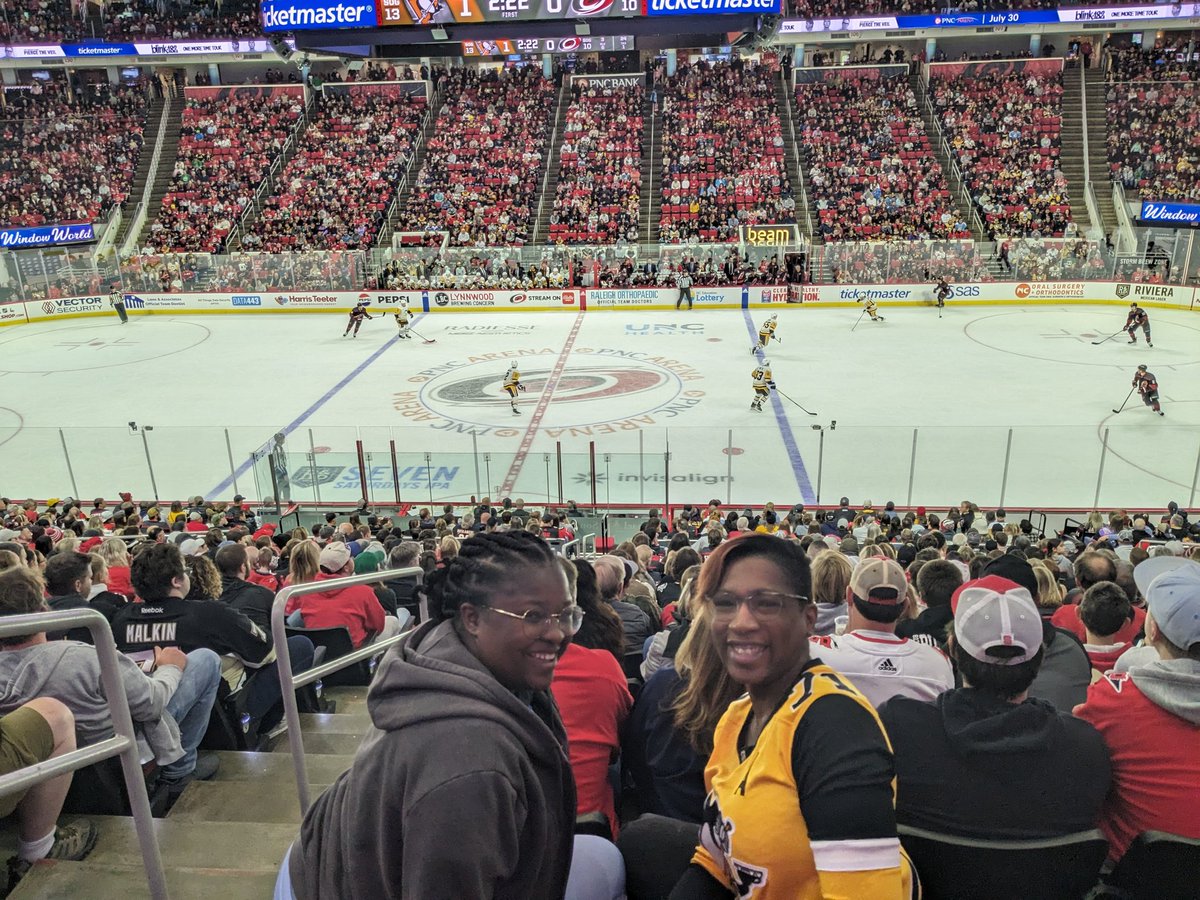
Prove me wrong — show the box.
[10,862,277,899]
[297,711,372,732]
[70,815,292,872]
[209,750,354,784]
[166,780,329,825]
[272,730,366,756]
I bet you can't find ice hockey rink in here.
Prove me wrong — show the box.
[1,302,1198,511]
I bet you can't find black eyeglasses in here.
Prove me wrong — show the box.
[708,590,809,620]
[481,605,585,637]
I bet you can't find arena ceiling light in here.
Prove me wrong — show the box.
[431,26,449,40]
[575,22,591,36]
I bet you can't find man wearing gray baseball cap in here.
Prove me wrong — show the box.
[1075,556,1200,862]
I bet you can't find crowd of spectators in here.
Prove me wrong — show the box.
[931,69,1073,238]
[785,0,1107,18]
[820,239,993,283]
[149,86,304,253]
[7,491,1198,898]
[1,78,146,229]
[549,80,644,245]
[0,0,264,43]
[1105,44,1200,203]
[119,249,362,292]
[242,85,426,253]
[100,0,261,40]
[403,66,555,247]
[0,0,81,43]
[658,58,796,244]
[796,70,967,241]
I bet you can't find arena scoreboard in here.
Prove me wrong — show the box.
[262,0,780,31]
[463,34,634,54]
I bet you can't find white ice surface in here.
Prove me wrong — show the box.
[1,303,1197,510]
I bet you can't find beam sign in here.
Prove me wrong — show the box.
[741,224,799,248]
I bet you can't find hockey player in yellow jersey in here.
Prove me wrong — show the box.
[392,305,413,339]
[750,360,774,412]
[671,536,917,900]
[751,314,779,354]
[502,362,525,415]
[862,296,885,322]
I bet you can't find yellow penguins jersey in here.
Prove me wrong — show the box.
[758,320,777,338]
[393,307,410,322]
[751,366,772,388]
[503,368,521,392]
[864,299,879,313]
[693,660,916,900]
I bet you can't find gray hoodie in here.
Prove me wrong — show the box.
[0,641,184,766]
[1126,657,1200,725]
[289,619,576,900]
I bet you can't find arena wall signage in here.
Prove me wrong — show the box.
[1139,201,1200,226]
[779,1,1200,34]
[644,0,780,15]
[6,282,1196,327]
[0,223,95,249]
[2,38,291,58]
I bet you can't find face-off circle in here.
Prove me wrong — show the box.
[415,354,688,429]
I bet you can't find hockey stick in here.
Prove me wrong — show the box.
[851,308,867,332]
[1112,387,1136,415]
[1091,330,1124,346]
[408,327,436,344]
[776,388,818,416]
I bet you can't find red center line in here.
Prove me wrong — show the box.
[499,311,585,495]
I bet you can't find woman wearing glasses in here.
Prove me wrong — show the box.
[669,534,916,900]
[278,531,584,900]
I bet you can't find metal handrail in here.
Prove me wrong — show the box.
[581,532,597,554]
[0,609,167,899]
[558,539,578,557]
[270,566,423,811]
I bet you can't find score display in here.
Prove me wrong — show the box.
[463,34,634,54]
[377,0,639,26]
[262,0,779,31]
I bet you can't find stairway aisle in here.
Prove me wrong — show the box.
[530,81,571,246]
[773,73,805,236]
[8,686,371,899]
[907,72,988,243]
[111,95,165,250]
[646,95,663,244]
[131,95,185,251]
[1084,64,1117,237]
[1060,67,1096,236]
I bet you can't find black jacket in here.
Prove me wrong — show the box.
[895,604,954,646]
[218,575,276,634]
[47,591,129,644]
[879,689,1111,839]
[112,594,274,667]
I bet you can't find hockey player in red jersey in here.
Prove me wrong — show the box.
[343,302,373,338]
[1133,364,1164,416]
[1124,303,1152,347]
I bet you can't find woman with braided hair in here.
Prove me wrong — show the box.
[278,531,589,900]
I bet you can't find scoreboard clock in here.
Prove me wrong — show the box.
[462,34,634,54]
[377,0,639,26]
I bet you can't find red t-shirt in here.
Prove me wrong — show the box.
[1083,643,1132,674]
[1052,603,1146,646]
[550,643,632,837]
[284,572,385,648]
[1076,670,1200,859]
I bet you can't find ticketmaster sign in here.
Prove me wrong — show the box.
[1140,201,1200,226]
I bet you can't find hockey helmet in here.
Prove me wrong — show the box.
[1137,364,1148,372]
[508,362,518,371]
[760,358,770,368]
[1130,302,1138,308]
[769,313,778,321]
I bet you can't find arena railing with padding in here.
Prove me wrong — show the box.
[4,230,1199,305]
